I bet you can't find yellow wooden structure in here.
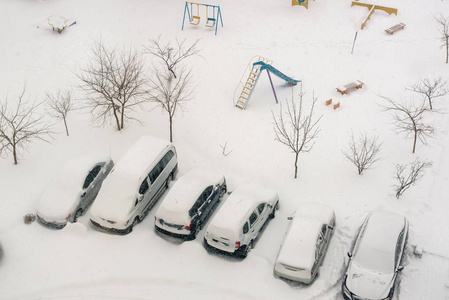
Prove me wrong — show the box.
[292,0,310,9]
[351,1,397,30]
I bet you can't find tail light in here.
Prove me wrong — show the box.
[235,241,241,249]
[183,222,192,230]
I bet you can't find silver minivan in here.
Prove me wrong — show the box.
[90,136,178,234]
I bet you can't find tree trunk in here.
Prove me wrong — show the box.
[169,115,173,143]
[446,37,448,64]
[120,104,125,130]
[413,131,417,154]
[294,152,299,179]
[13,145,18,165]
[112,106,121,131]
[63,117,69,136]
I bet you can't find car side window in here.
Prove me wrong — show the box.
[395,230,405,265]
[189,186,213,217]
[257,203,265,214]
[321,224,327,237]
[149,161,163,183]
[139,178,149,195]
[243,222,249,234]
[83,165,102,190]
[249,211,258,227]
[162,150,174,166]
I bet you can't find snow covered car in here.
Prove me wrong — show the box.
[154,168,227,240]
[204,182,279,257]
[36,154,114,229]
[342,210,409,300]
[90,136,178,234]
[274,202,335,284]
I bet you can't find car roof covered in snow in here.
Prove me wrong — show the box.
[353,210,408,274]
[276,203,335,270]
[90,136,173,222]
[156,168,224,225]
[37,152,111,221]
[207,182,278,239]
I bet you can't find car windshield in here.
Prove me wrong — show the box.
[353,246,395,274]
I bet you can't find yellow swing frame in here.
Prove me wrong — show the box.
[190,2,200,25]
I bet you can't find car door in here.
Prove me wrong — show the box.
[81,164,103,208]
[146,159,166,210]
[198,185,215,222]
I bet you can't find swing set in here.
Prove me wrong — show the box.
[182,2,223,35]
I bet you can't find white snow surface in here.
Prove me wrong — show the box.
[156,168,224,225]
[352,210,407,274]
[90,135,171,222]
[206,182,278,241]
[276,217,322,271]
[277,203,335,270]
[1,0,449,299]
[36,152,111,222]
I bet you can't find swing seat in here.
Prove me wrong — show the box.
[190,16,200,25]
[205,17,216,27]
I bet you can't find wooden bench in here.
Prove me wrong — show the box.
[385,23,406,35]
[336,80,364,95]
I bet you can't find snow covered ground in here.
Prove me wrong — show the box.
[1,0,449,299]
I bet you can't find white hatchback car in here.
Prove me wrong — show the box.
[274,202,335,284]
[204,182,279,257]
[342,210,409,300]
[154,168,227,240]
[37,154,114,229]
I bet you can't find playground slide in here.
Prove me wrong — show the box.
[252,61,299,85]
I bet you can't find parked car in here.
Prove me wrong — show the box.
[90,136,178,234]
[154,168,227,240]
[342,210,409,300]
[274,202,335,284]
[36,154,114,229]
[204,182,279,257]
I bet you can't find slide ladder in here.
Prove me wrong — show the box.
[234,56,299,110]
[234,56,271,110]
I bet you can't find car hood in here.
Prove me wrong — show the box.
[37,184,81,222]
[346,262,395,299]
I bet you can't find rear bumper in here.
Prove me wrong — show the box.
[274,267,314,284]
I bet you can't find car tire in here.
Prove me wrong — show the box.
[73,208,83,222]
[220,184,227,198]
[269,202,279,219]
[241,241,252,258]
[127,217,140,233]
[165,173,174,189]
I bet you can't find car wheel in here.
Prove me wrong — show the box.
[241,241,252,258]
[220,184,227,198]
[165,173,174,189]
[73,208,83,222]
[128,217,140,233]
[269,202,279,219]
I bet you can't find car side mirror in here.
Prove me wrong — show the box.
[397,265,404,272]
[137,194,144,202]
[347,252,352,258]
[287,216,293,220]
[328,225,334,230]
[81,191,86,198]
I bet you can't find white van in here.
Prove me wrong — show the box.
[90,136,178,234]
[204,182,279,257]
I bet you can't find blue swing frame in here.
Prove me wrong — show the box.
[181,2,224,35]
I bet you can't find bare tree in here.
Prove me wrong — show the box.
[407,78,448,110]
[0,86,54,165]
[394,159,433,198]
[144,36,201,79]
[78,40,147,131]
[272,91,322,179]
[46,88,73,136]
[343,132,382,175]
[379,95,435,154]
[435,13,449,64]
[146,68,193,142]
